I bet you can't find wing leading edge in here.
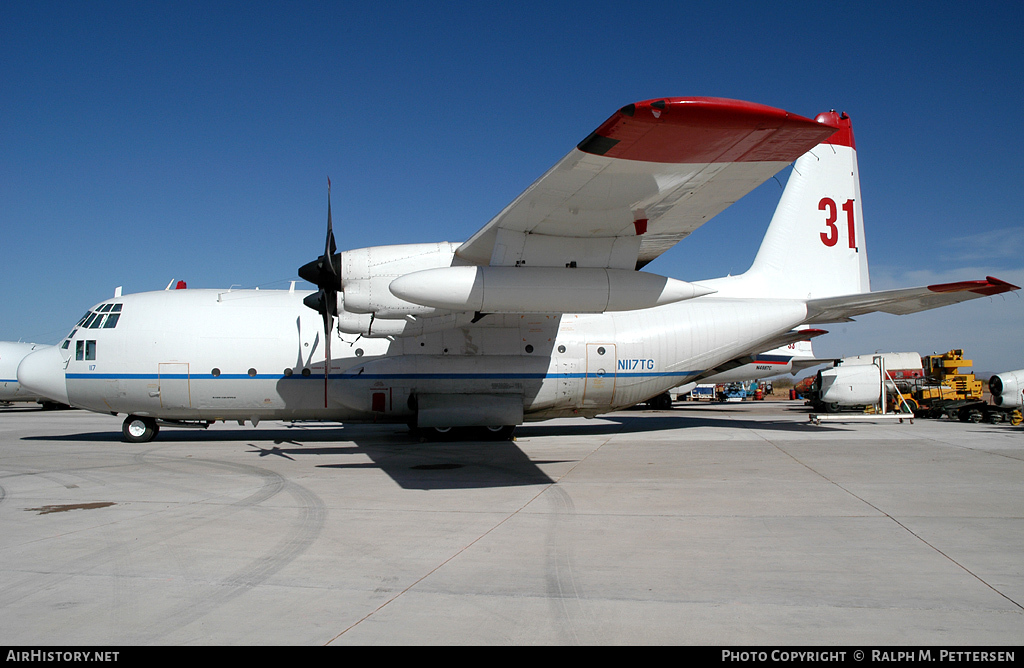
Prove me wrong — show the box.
[456,98,839,271]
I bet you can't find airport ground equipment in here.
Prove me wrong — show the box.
[688,384,717,401]
[805,352,921,414]
[895,350,1020,424]
[809,355,913,425]
[808,349,1022,425]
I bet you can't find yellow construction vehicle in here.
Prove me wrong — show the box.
[899,350,1021,424]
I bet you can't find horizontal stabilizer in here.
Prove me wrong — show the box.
[791,358,839,374]
[805,276,1019,323]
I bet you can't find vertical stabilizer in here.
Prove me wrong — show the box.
[740,112,870,299]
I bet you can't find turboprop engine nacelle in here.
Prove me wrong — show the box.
[336,307,477,338]
[989,369,1024,408]
[389,266,714,314]
[818,364,889,405]
[340,242,460,318]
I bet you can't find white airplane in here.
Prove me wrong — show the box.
[17,97,1019,442]
[666,328,830,404]
[0,341,57,406]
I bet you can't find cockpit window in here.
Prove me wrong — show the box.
[78,303,123,330]
[76,340,97,361]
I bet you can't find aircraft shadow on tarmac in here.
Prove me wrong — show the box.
[19,408,843,490]
[20,421,565,491]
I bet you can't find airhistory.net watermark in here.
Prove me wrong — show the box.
[6,651,118,663]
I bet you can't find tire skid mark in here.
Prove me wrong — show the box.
[1,449,325,645]
[127,452,326,644]
[543,484,596,645]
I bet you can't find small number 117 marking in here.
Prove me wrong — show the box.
[819,197,856,249]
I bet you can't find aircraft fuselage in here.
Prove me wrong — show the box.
[52,287,806,425]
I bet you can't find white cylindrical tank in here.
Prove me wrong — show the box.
[818,364,883,405]
[839,352,923,378]
[990,369,1024,407]
[389,266,714,314]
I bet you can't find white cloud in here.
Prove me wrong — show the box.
[936,227,1024,264]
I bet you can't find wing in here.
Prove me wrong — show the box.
[805,276,1020,323]
[456,98,839,271]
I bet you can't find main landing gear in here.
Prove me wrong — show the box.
[122,415,159,443]
[411,425,517,441]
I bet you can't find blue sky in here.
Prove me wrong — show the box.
[3,1,1022,372]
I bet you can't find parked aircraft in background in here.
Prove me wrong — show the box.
[0,342,61,407]
[663,328,831,406]
[17,97,1019,442]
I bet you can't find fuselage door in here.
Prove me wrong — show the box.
[158,363,191,409]
[583,343,616,407]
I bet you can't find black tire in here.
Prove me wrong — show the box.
[417,426,456,441]
[122,415,159,443]
[649,393,673,410]
[480,425,516,441]
[416,425,516,441]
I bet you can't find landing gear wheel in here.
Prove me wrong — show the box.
[417,426,454,441]
[414,425,516,441]
[649,393,673,410]
[481,425,516,441]
[122,415,159,443]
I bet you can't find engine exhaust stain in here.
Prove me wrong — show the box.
[26,502,116,515]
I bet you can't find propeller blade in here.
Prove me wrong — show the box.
[322,179,335,407]
[298,178,340,408]
[322,308,332,408]
[326,178,337,262]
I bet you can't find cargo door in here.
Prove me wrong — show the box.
[158,363,191,409]
[582,343,616,408]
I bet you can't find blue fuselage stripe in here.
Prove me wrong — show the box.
[65,371,702,381]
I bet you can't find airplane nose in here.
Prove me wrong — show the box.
[17,345,69,405]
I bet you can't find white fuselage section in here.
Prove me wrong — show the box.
[0,342,52,403]
[50,286,807,424]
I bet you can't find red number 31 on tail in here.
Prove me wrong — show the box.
[819,197,857,249]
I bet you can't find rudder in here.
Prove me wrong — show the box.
[742,111,870,299]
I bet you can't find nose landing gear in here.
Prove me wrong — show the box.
[122,415,159,443]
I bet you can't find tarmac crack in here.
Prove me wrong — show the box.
[760,435,1024,614]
